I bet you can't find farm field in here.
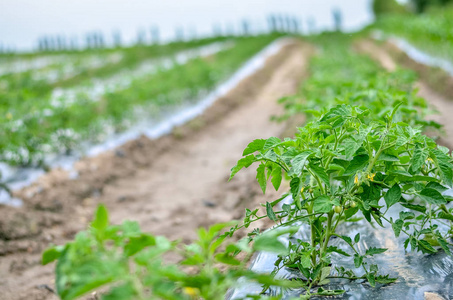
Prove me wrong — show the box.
[1,4,453,300]
[0,35,280,169]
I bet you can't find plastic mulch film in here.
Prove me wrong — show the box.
[227,192,453,300]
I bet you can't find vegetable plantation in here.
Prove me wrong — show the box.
[0,35,279,167]
[374,7,453,62]
[1,5,453,300]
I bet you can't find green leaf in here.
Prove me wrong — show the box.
[399,211,415,220]
[266,202,277,221]
[243,139,266,155]
[291,150,313,174]
[230,155,256,180]
[328,163,345,173]
[344,154,369,175]
[326,246,351,257]
[370,264,378,273]
[91,205,109,231]
[418,188,446,205]
[299,254,312,268]
[436,234,452,256]
[439,161,453,188]
[377,153,400,162]
[102,283,137,300]
[410,144,429,173]
[365,247,387,256]
[430,149,453,187]
[354,233,360,243]
[438,211,453,221]
[310,164,331,188]
[270,166,282,191]
[344,138,357,159]
[396,131,410,148]
[344,206,359,219]
[256,164,267,194]
[401,203,427,213]
[263,137,281,150]
[321,105,351,122]
[60,277,115,300]
[392,219,404,237]
[290,177,301,200]
[389,101,403,123]
[320,266,331,284]
[313,195,332,213]
[263,150,279,163]
[376,275,397,284]
[384,184,401,209]
[390,170,439,182]
[42,245,65,265]
[124,234,156,256]
[426,182,449,193]
[253,228,296,254]
[339,235,353,247]
[418,239,437,254]
[367,273,376,287]
[315,287,346,296]
[353,254,363,268]
[215,253,241,266]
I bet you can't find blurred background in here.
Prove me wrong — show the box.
[0,0,452,197]
[1,0,374,51]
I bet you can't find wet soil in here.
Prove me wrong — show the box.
[0,41,313,300]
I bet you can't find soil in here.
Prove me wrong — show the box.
[355,39,453,149]
[0,40,313,300]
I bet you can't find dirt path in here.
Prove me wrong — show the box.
[356,39,453,149]
[0,41,312,300]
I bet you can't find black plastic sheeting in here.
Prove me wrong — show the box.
[227,191,453,300]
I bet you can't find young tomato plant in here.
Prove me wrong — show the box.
[42,205,299,300]
[230,103,453,298]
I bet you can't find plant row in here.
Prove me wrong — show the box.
[43,35,453,299]
[374,7,453,62]
[0,35,279,167]
[229,34,453,297]
[0,37,231,92]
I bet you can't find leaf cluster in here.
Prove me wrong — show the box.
[43,205,299,300]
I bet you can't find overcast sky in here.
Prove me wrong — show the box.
[0,0,373,51]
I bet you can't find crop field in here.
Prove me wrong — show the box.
[0,35,281,168]
[374,7,453,62]
[1,3,453,300]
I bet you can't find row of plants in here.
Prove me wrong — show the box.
[276,34,438,129]
[0,35,279,167]
[373,6,453,62]
[227,34,453,297]
[0,36,231,93]
[43,35,453,299]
